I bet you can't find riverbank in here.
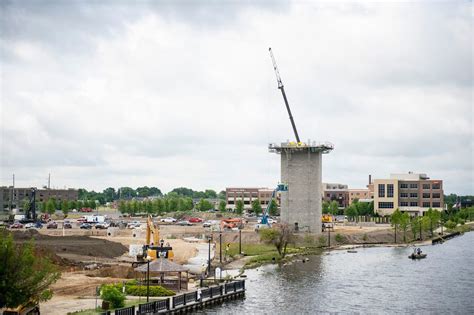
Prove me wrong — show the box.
[223,223,473,271]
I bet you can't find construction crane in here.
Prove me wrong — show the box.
[260,183,288,226]
[269,47,301,143]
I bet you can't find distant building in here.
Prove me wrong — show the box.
[0,186,79,215]
[322,183,349,208]
[347,189,370,204]
[373,172,444,216]
[225,187,277,211]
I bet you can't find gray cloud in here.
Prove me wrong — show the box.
[1,1,472,194]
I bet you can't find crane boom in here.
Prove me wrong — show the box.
[269,47,301,143]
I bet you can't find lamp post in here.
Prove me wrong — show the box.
[239,228,242,255]
[146,256,151,302]
[219,230,222,264]
[327,225,331,247]
[207,235,212,275]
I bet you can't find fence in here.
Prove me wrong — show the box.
[112,280,245,315]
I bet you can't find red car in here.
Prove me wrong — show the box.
[9,222,23,229]
[81,207,93,212]
[188,217,203,223]
[77,217,87,222]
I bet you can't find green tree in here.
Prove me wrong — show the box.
[68,200,77,211]
[425,208,441,237]
[118,200,127,214]
[45,199,56,215]
[204,189,217,198]
[399,212,410,242]
[268,199,278,216]
[22,199,30,212]
[329,201,339,215]
[196,199,213,212]
[322,201,330,214]
[218,190,226,200]
[251,199,262,216]
[235,200,244,215]
[0,231,60,308]
[168,198,178,212]
[259,224,293,258]
[118,187,136,199]
[103,187,117,202]
[345,205,358,220]
[218,200,227,212]
[61,200,69,216]
[410,216,422,240]
[391,209,402,243]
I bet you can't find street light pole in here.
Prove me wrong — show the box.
[239,228,242,255]
[146,259,150,302]
[219,231,222,264]
[207,235,212,275]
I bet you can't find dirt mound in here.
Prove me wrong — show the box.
[86,265,137,279]
[12,229,128,259]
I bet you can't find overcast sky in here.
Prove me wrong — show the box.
[1,1,472,194]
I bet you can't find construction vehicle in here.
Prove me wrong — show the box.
[322,214,334,231]
[131,215,174,267]
[19,188,37,224]
[269,47,302,143]
[220,218,243,230]
[260,183,287,227]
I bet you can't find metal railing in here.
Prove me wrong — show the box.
[115,305,135,315]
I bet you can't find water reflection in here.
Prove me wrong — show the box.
[199,233,474,314]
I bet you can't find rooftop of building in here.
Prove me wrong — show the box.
[389,172,430,180]
[269,140,334,154]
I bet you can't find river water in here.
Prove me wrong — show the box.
[200,232,474,314]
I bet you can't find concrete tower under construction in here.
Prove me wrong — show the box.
[269,141,333,233]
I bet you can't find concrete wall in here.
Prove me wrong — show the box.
[280,149,322,234]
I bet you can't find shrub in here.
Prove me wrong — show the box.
[362,234,368,242]
[318,236,327,247]
[335,234,346,244]
[444,220,457,230]
[100,285,125,309]
[125,285,175,297]
[458,219,465,225]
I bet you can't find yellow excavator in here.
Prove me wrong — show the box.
[132,215,174,267]
[322,214,334,231]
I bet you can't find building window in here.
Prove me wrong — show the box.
[378,184,385,198]
[400,183,408,189]
[422,202,430,208]
[410,193,418,198]
[243,200,250,205]
[422,184,430,189]
[432,183,441,189]
[409,183,418,189]
[228,200,235,205]
[423,193,430,199]
[378,202,393,209]
[400,202,409,207]
[432,193,440,199]
[387,184,394,197]
[432,202,441,207]
[400,193,408,198]
[410,202,418,207]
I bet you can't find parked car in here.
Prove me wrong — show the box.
[81,207,93,212]
[202,220,219,228]
[34,222,43,229]
[177,220,193,226]
[63,220,73,229]
[160,217,177,223]
[47,221,58,229]
[127,221,141,229]
[9,222,23,229]
[80,223,92,229]
[188,217,203,223]
[95,222,110,229]
[24,223,35,229]
[77,217,87,223]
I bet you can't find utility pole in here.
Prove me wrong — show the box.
[48,173,50,189]
[219,231,222,264]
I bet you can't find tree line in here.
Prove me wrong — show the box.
[78,186,225,205]
[390,206,474,243]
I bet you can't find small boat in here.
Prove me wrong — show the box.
[408,253,427,259]
[347,250,357,253]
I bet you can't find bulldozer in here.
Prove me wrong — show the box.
[131,215,174,267]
